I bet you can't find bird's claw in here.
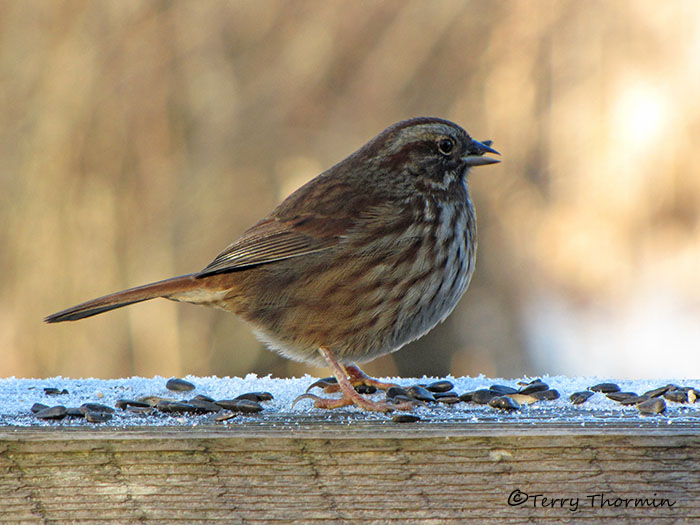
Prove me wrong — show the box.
[292,393,323,409]
[305,377,339,393]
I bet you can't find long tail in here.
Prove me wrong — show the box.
[45,274,205,323]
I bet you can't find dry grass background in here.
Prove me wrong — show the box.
[1,1,699,379]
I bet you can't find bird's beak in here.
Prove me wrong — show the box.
[463,139,501,166]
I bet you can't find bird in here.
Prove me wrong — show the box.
[45,117,500,411]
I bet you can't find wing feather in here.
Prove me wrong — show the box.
[197,217,339,277]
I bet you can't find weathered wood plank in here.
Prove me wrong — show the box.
[1,422,698,523]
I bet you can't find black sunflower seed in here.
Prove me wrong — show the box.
[215,399,263,413]
[644,385,676,398]
[156,401,198,413]
[590,383,621,393]
[85,411,113,423]
[570,391,594,405]
[116,399,152,410]
[490,385,519,395]
[354,384,377,394]
[215,410,237,422]
[34,406,67,420]
[407,386,436,402]
[618,395,649,406]
[392,414,420,423]
[488,396,520,411]
[436,395,461,404]
[433,391,459,399]
[80,403,115,414]
[606,392,638,402]
[188,398,221,413]
[386,386,408,399]
[165,378,195,392]
[663,390,689,403]
[43,387,68,396]
[518,382,549,395]
[637,398,666,415]
[471,389,497,404]
[426,380,454,393]
[390,394,417,405]
[192,394,216,403]
[31,403,50,414]
[235,392,274,402]
[530,389,560,401]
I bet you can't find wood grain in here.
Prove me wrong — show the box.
[1,419,698,523]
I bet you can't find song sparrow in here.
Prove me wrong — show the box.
[46,117,499,411]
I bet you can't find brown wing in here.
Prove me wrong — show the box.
[197,215,347,277]
[197,158,387,277]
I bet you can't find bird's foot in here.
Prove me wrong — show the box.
[293,347,414,412]
[305,364,398,394]
[344,364,399,391]
[292,391,415,412]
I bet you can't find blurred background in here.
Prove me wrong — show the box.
[2,0,699,380]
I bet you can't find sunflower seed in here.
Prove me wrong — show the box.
[386,386,408,399]
[192,394,216,403]
[618,394,649,406]
[390,394,417,405]
[138,396,177,406]
[85,411,113,423]
[664,390,689,403]
[234,392,274,402]
[80,403,115,414]
[34,406,67,419]
[644,385,676,398]
[407,386,436,402]
[490,384,519,395]
[436,395,461,404]
[570,391,594,405]
[126,406,154,415]
[506,393,538,405]
[606,392,638,402]
[43,387,68,396]
[156,401,198,413]
[517,378,542,387]
[30,403,49,414]
[488,396,520,411]
[188,398,221,413]
[215,399,263,413]
[215,410,237,422]
[354,384,377,394]
[458,392,473,402]
[531,389,560,401]
[426,380,454,393]
[433,391,459,399]
[637,398,666,415]
[590,383,621,393]
[471,389,497,404]
[392,414,420,423]
[518,382,549,395]
[116,399,151,410]
[165,378,195,392]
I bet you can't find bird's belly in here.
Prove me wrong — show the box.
[235,213,475,366]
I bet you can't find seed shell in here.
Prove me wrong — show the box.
[570,391,594,405]
[165,378,196,392]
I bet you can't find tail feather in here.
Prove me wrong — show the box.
[45,274,202,323]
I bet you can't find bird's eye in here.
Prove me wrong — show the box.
[437,138,454,155]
